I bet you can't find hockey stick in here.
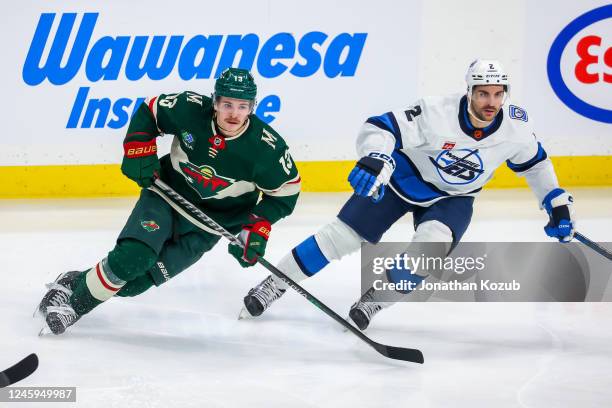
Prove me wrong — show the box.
[0,354,38,388]
[574,232,612,261]
[148,179,424,364]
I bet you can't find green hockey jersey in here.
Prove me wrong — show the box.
[124,91,301,230]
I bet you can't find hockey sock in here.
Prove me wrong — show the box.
[386,266,425,295]
[270,236,328,290]
[71,258,124,315]
[71,239,157,315]
[272,219,363,290]
[292,236,330,276]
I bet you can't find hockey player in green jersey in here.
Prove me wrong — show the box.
[37,68,301,335]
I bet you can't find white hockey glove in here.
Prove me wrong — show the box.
[348,152,395,202]
[542,188,575,242]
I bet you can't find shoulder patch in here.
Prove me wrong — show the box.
[509,105,528,122]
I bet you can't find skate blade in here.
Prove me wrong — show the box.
[33,280,57,318]
[33,300,47,318]
[237,307,254,320]
[38,325,52,337]
[35,311,52,337]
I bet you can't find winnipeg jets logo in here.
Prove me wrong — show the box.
[429,148,484,185]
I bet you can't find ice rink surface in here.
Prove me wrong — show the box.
[1,188,611,407]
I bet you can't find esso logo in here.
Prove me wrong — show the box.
[547,5,612,123]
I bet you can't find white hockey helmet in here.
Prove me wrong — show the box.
[465,59,510,96]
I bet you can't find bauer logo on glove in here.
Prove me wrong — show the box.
[121,135,160,188]
[228,215,272,267]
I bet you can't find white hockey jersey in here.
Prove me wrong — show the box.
[356,93,559,206]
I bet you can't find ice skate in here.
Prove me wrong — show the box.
[42,304,81,335]
[36,271,81,318]
[348,287,391,331]
[239,275,286,319]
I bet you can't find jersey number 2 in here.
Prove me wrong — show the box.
[404,105,422,121]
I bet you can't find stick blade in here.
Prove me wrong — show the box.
[0,353,39,388]
[0,373,9,388]
[374,343,424,364]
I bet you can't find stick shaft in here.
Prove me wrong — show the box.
[148,179,424,363]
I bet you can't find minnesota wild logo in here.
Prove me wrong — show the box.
[179,162,235,199]
[181,131,195,150]
[141,220,160,232]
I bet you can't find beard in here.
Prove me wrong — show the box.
[474,107,497,122]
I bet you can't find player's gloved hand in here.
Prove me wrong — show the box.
[121,139,160,188]
[228,215,271,267]
[348,152,396,202]
[542,188,575,242]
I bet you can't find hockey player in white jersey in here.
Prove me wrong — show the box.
[240,59,576,330]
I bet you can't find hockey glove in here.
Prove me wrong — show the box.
[121,139,160,188]
[348,152,396,202]
[542,188,575,242]
[228,215,271,267]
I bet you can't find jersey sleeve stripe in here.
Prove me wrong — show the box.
[143,96,161,133]
[147,96,158,117]
[258,175,301,197]
[366,112,402,149]
[506,142,548,173]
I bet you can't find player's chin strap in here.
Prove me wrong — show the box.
[147,178,424,364]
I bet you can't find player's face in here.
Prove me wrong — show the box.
[470,85,505,121]
[214,96,253,134]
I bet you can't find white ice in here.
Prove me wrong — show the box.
[1,188,611,408]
